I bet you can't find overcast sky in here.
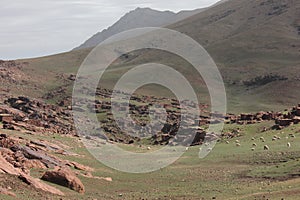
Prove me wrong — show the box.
[0,0,220,60]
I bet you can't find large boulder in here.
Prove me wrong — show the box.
[41,167,85,193]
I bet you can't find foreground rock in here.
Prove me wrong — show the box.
[0,133,95,196]
[0,153,64,196]
[42,166,85,193]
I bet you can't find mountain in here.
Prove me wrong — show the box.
[169,0,300,111]
[4,0,300,113]
[108,0,300,111]
[73,7,203,50]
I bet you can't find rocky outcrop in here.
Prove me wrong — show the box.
[0,133,96,196]
[0,152,64,196]
[0,96,75,135]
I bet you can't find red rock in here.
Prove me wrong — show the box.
[19,173,64,196]
[0,153,21,175]
[69,161,93,172]
[41,167,85,193]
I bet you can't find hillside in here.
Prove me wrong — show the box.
[108,0,300,111]
[2,0,299,113]
[177,0,300,111]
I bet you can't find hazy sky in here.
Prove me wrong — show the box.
[0,0,220,60]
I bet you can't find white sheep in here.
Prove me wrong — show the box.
[236,143,241,147]
[287,142,291,148]
[264,145,269,150]
[252,143,257,147]
[251,148,255,151]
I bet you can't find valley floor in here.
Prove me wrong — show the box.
[1,121,300,199]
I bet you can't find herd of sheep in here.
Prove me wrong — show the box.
[226,133,296,151]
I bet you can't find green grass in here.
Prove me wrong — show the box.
[2,121,300,199]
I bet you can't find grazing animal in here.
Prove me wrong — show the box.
[287,142,291,148]
[264,145,270,150]
[252,143,257,147]
[236,143,241,147]
[226,141,230,144]
[251,148,255,151]
[251,137,255,141]
[235,140,240,143]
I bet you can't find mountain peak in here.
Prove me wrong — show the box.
[73,7,201,50]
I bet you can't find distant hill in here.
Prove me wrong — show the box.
[4,0,300,113]
[73,7,203,50]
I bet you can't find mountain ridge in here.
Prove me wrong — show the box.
[73,7,203,50]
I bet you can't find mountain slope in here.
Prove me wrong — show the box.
[5,0,300,113]
[167,0,300,110]
[73,7,203,50]
[111,0,300,111]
